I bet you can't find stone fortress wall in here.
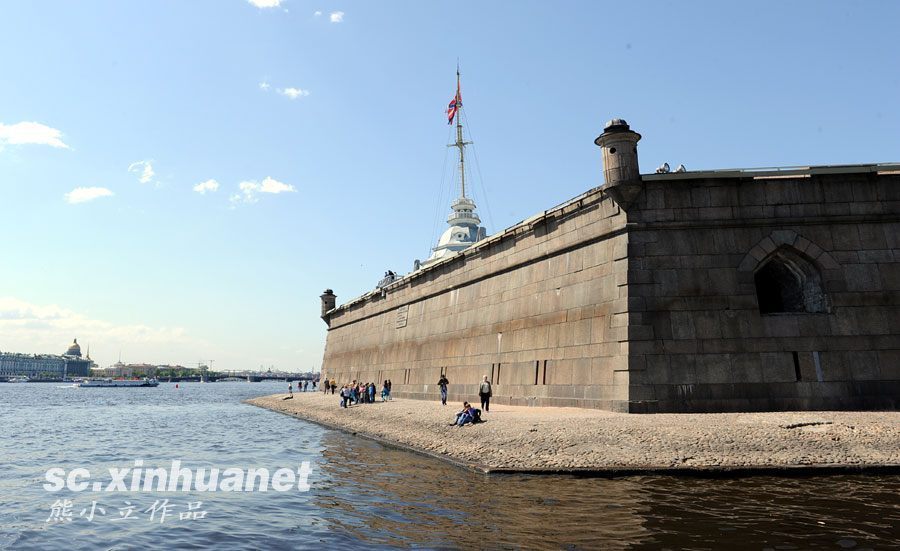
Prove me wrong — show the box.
[322,188,636,410]
[625,168,899,411]
[321,120,899,412]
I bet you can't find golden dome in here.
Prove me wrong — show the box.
[66,339,82,357]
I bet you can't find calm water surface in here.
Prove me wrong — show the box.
[1,382,897,550]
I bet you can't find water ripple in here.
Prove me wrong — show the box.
[1,383,897,550]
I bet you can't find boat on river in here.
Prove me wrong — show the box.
[77,378,159,388]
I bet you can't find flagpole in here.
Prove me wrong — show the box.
[455,66,467,199]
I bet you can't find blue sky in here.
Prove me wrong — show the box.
[1,0,897,371]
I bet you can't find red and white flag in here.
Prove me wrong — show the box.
[447,74,461,125]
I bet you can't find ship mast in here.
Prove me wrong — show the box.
[416,66,486,270]
[452,67,471,199]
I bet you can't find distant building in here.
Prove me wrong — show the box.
[0,338,94,379]
[91,362,156,378]
[91,363,190,378]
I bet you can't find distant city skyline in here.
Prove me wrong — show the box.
[1,0,897,370]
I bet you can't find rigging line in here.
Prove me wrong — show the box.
[427,123,455,258]
[459,108,495,234]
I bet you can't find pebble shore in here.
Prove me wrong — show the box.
[246,392,900,474]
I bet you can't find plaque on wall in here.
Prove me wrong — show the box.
[396,305,409,328]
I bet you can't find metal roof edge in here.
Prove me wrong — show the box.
[642,162,900,181]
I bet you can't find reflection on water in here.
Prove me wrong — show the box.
[315,433,900,550]
[0,383,897,550]
[314,434,650,549]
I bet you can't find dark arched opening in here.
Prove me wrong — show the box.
[754,248,828,314]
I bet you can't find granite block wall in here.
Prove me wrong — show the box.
[321,169,899,413]
[322,188,635,410]
[628,172,900,411]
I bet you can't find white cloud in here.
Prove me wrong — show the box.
[259,81,271,91]
[314,10,322,16]
[193,179,220,194]
[0,296,192,366]
[258,176,295,193]
[128,160,155,184]
[278,87,310,100]
[0,121,70,149]
[248,0,281,8]
[231,176,295,206]
[330,11,344,23]
[64,187,114,204]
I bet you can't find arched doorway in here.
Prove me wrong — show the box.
[754,247,828,314]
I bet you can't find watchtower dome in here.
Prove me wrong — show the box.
[320,289,336,318]
[595,118,643,209]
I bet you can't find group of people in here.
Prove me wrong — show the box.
[319,372,494,427]
[322,379,393,408]
[286,380,316,397]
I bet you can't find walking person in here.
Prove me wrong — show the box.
[287,382,293,399]
[330,381,337,395]
[323,378,329,394]
[437,373,449,406]
[386,379,392,400]
[478,375,492,412]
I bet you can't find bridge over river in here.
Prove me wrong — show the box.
[165,371,318,383]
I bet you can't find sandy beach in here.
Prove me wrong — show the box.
[246,392,900,474]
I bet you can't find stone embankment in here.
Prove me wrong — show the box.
[246,392,900,474]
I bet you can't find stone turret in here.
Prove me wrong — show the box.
[595,118,642,209]
[320,289,336,319]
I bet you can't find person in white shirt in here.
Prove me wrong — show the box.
[478,375,492,412]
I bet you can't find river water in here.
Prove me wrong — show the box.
[1,382,897,550]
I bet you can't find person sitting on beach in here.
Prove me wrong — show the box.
[453,402,480,426]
